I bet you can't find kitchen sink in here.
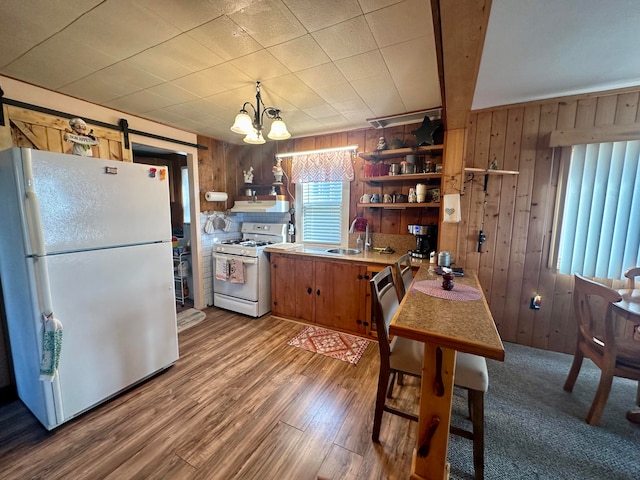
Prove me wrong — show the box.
[325,248,361,255]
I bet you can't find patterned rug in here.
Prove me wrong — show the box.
[177,308,206,333]
[287,326,369,365]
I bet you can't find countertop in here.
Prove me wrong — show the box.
[264,244,431,268]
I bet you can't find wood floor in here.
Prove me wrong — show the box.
[0,307,433,480]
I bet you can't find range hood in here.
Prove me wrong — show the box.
[230,199,290,213]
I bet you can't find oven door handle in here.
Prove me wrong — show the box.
[212,253,259,265]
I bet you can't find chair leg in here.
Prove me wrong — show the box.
[586,368,614,426]
[373,365,391,442]
[386,371,397,399]
[563,346,584,392]
[469,389,484,480]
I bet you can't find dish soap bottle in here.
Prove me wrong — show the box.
[356,233,363,251]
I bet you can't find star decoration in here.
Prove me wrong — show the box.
[411,116,440,146]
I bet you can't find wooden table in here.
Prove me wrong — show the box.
[613,288,640,424]
[389,267,504,480]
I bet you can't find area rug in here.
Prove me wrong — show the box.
[177,308,206,333]
[287,326,369,365]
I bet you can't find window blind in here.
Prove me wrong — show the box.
[301,182,343,244]
[557,140,640,279]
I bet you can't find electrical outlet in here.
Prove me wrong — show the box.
[530,294,542,309]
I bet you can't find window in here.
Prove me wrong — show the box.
[296,181,350,246]
[181,166,190,224]
[552,140,640,279]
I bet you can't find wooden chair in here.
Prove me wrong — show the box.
[624,266,640,289]
[394,253,414,299]
[563,274,640,425]
[370,266,489,480]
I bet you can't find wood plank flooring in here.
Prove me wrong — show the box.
[0,308,430,480]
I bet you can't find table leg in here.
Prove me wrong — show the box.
[410,343,456,480]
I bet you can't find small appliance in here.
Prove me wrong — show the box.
[408,224,438,259]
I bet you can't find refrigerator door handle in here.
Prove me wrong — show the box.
[23,150,54,315]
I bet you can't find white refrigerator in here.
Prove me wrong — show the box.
[0,147,179,430]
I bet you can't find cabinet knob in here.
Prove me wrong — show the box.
[273,264,277,268]
[274,301,278,306]
[307,287,312,294]
[363,322,369,327]
[357,274,363,280]
[364,275,370,280]
[356,319,362,324]
[316,289,320,296]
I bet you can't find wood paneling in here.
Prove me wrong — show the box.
[461,88,640,353]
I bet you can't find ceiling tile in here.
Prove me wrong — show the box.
[229,0,307,48]
[105,90,176,114]
[268,35,331,72]
[366,0,432,47]
[0,0,101,46]
[172,71,228,98]
[3,31,119,89]
[0,35,33,69]
[314,83,361,103]
[133,0,227,31]
[283,0,363,32]
[230,50,290,81]
[147,83,200,104]
[302,104,341,119]
[265,74,326,109]
[65,0,180,60]
[188,16,263,61]
[351,74,406,116]
[382,36,441,108]
[313,16,377,61]
[127,35,225,81]
[296,63,348,90]
[335,50,387,82]
[357,0,401,14]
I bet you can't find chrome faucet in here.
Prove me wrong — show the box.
[251,190,257,203]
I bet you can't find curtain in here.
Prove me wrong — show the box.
[291,149,354,183]
[558,141,640,279]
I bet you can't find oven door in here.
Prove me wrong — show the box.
[213,252,259,301]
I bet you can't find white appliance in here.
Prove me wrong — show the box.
[229,199,289,213]
[0,147,179,430]
[213,222,287,317]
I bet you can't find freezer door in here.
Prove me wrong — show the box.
[20,148,172,254]
[43,241,178,424]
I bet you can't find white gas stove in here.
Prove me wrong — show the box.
[212,223,288,317]
[214,222,287,257]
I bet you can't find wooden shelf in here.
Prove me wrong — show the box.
[357,202,440,209]
[465,167,519,175]
[364,172,441,183]
[359,144,443,161]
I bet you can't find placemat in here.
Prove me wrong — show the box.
[412,280,483,301]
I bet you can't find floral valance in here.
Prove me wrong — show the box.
[290,149,355,183]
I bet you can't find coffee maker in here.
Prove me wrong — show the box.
[408,224,438,259]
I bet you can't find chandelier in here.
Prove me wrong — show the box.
[230,81,291,144]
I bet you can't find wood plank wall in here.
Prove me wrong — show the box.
[458,87,640,353]
[202,124,442,240]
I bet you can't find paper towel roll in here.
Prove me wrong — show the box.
[205,191,228,202]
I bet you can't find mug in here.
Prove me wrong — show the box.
[245,188,253,196]
[383,193,393,203]
[408,188,417,203]
[371,193,381,203]
[360,193,371,203]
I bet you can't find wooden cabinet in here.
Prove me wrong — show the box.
[270,254,372,336]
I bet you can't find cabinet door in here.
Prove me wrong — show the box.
[314,261,368,335]
[271,255,297,318]
[294,257,315,323]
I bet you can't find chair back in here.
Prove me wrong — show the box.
[394,253,414,299]
[573,274,623,351]
[624,267,640,290]
[370,266,400,365]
